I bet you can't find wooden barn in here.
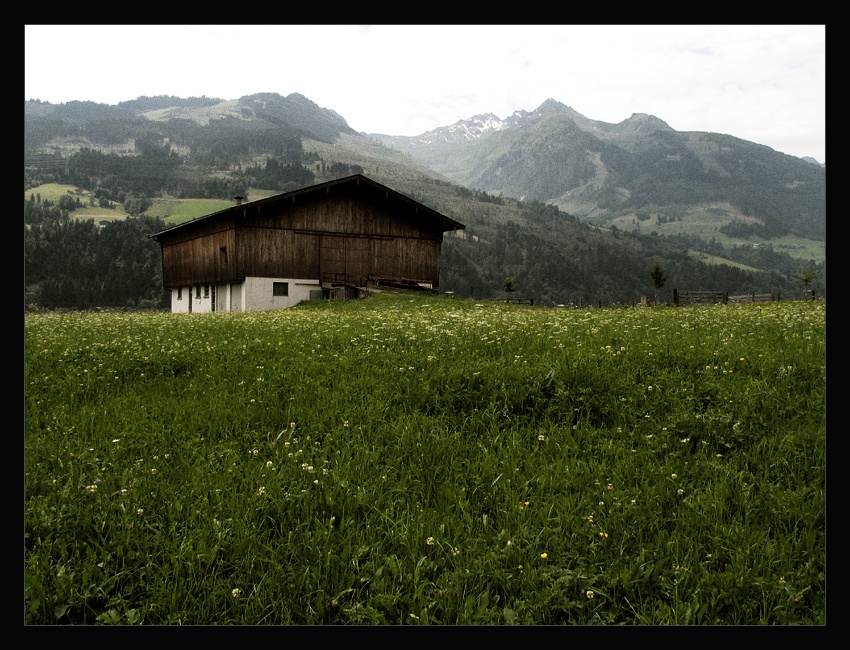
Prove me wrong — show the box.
[149,174,465,313]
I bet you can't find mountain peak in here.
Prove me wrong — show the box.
[621,113,672,130]
[530,99,593,126]
[536,98,568,112]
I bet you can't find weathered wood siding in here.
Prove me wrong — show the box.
[159,218,238,288]
[158,180,446,289]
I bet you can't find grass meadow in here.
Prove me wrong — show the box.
[24,294,825,624]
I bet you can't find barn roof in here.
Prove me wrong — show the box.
[149,174,465,241]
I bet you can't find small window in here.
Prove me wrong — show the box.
[273,282,289,297]
[204,285,210,298]
[220,246,228,266]
[195,285,200,298]
[177,287,182,300]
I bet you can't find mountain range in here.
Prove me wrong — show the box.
[24,92,826,306]
[373,98,824,241]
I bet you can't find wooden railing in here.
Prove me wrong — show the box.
[367,275,435,292]
[321,273,366,287]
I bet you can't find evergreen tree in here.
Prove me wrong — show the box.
[649,261,667,291]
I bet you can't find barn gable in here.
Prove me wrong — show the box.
[149,174,465,312]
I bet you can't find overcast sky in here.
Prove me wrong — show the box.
[25,25,826,163]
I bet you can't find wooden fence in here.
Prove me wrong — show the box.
[673,289,781,306]
[672,290,728,306]
[727,292,779,304]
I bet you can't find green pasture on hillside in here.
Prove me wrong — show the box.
[155,198,233,224]
[24,295,825,624]
[26,184,279,226]
[26,183,85,204]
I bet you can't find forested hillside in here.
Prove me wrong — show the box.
[437,200,808,305]
[24,195,168,309]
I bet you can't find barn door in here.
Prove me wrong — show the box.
[320,235,370,286]
[320,235,346,284]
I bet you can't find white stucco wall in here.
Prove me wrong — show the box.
[171,285,215,313]
[171,287,189,313]
[171,282,241,313]
[243,277,323,311]
[170,278,322,313]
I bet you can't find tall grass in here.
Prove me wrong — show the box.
[24,295,825,624]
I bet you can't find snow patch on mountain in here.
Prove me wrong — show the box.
[411,110,529,145]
